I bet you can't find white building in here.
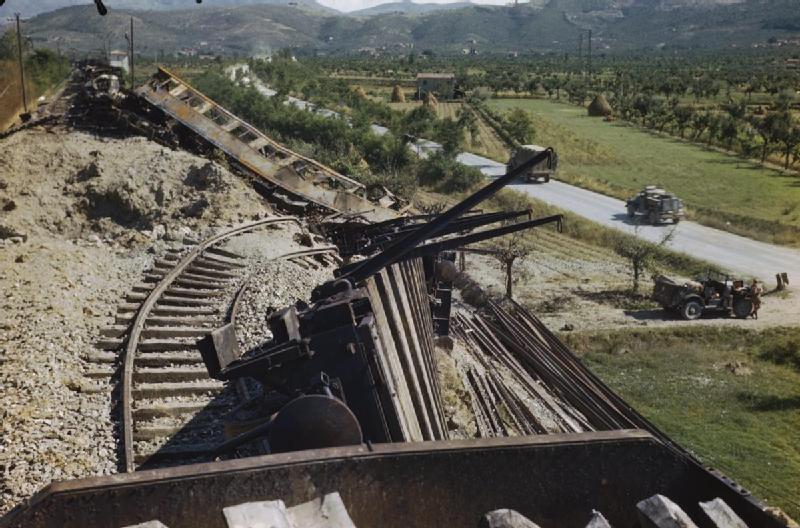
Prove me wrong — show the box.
[109,50,129,72]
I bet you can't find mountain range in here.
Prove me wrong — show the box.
[10,0,800,56]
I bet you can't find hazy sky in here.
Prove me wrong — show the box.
[0,0,525,19]
[323,0,518,12]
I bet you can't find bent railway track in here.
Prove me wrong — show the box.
[89,218,340,472]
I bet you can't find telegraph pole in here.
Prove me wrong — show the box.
[578,33,583,69]
[129,16,135,89]
[15,13,28,114]
[588,29,593,75]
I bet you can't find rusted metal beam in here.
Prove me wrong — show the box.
[342,148,554,282]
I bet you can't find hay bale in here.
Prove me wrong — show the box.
[390,84,406,103]
[588,94,613,117]
[422,91,438,110]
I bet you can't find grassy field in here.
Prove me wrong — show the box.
[488,98,800,246]
[564,327,800,520]
[389,100,510,162]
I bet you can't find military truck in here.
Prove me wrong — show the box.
[507,145,557,183]
[626,186,684,225]
[652,272,754,320]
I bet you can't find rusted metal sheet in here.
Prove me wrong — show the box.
[1,431,781,528]
[136,68,396,221]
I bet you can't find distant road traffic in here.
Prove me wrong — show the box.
[512,180,800,282]
[404,128,800,282]
[240,70,800,282]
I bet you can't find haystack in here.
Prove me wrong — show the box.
[588,94,613,117]
[391,84,406,103]
[422,91,438,110]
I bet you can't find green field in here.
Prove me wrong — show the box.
[565,327,800,520]
[488,98,800,246]
[389,100,510,162]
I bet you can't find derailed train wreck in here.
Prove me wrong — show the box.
[0,75,789,528]
[201,150,563,452]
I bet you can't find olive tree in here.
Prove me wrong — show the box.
[612,226,676,292]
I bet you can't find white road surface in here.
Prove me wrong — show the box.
[510,180,800,282]
[242,71,800,282]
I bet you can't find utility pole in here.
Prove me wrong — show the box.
[588,29,593,75]
[578,33,583,70]
[15,13,28,114]
[129,16,135,89]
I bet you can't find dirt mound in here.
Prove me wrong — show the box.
[0,129,266,245]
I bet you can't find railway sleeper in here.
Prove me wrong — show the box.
[84,351,118,364]
[205,246,245,261]
[142,274,228,289]
[185,265,239,280]
[143,326,218,339]
[133,412,228,441]
[101,325,214,340]
[84,351,202,369]
[195,253,247,268]
[132,380,224,398]
[135,352,204,368]
[84,366,116,379]
[134,366,210,383]
[116,303,218,316]
[134,423,223,449]
[132,443,217,466]
[133,422,223,442]
[126,293,217,306]
[152,262,239,280]
[175,273,235,286]
[131,284,225,299]
[115,314,217,327]
[133,399,232,420]
[96,338,198,352]
[290,257,318,270]
[154,256,242,272]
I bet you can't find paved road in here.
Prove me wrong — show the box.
[405,139,800,281]
[241,72,799,281]
[509,180,800,282]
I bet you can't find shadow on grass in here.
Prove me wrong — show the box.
[622,306,734,322]
[758,337,800,372]
[574,289,659,311]
[736,391,800,412]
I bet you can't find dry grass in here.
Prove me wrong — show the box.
[565,326,800,520]
[0,60,28,130]
[389,100,510,162]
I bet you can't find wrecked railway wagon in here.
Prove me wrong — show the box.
[1,147,785,528]
[0,67,787,528]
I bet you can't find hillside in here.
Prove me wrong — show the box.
[350,1,477,17]
[19,0,800,55]
[0,0,336,20]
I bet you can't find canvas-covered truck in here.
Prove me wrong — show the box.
[626,186,685,224]
[507,145,558,183]
[652,272,754,320]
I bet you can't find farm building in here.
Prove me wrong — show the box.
[109,50,129,72]
[416,72,455,100]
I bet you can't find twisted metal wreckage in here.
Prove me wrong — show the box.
[0,65,789,528]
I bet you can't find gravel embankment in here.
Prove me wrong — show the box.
[0,127,274,514]
[235,259,336,353]
[0,237,148,513]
